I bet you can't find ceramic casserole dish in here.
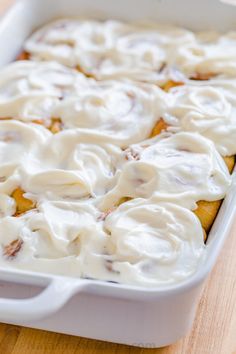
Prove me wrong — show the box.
[0,0,235,348]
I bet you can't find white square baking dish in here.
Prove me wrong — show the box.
[0,0,236,348]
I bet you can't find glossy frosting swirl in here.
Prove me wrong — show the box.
[24,19,194,82]
[51,80,166,146]
[103,199,205,286]
[0,19,234,287]
[25,20,236,79]
[0,60,89,121]
[0,61,166,146]
[165,83,236,156]
[100,132,231,210]
[0,198,205,286]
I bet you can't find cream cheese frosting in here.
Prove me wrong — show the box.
[0,125,125,204]
[24,19,195,82]
[20,131,125,199]
[25,19,236,81]
[0,60,90,121]
[0,198,205,286]
[100,132,231,210]
[0,120,50,194]
[172,31,236,77]
[0,200,107,276]
[51,80,166,146]
[165,83,236,156]
[99,199,205,286]
[0,61,166,146]
[0,18,234,288]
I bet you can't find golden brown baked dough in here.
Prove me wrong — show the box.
[223,155,235,174]
[48,118,63,134]
[189,72,216,80]
[194,200,222,234]
[202,228,207,242]
[194,156,235,239]
[11,187,36,216]
[0,117,12,121]
[116,197,132,206]
[150,118,169,138]
[76,64,95,79]
[16,51,30,61]
[161,80,184,92]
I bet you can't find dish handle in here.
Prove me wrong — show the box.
[0,277,86,322]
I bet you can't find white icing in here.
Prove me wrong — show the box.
[172,31,236,76]
[100,132,231,210]
[103,199,205,286]
[0,120,49,194]
[0,19,234,287]
[165,83,236,156]
[20,131,125,199]
[0,61,166,147]
[0,199,205,287]
[52,80,166,146]
[25,20,236,78]
[0,201,108,277]
[0,61,89,121]
[25,19,194,82]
